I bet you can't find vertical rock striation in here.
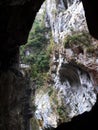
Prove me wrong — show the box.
[45,0,87,43]
[33,1,98,129]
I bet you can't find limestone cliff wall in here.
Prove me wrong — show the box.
[33,1,98,130]
[45,0,87,43]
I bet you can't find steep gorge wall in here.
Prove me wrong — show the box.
[0,0,98,130]
[45,0,87,43]
[33,1,98,130]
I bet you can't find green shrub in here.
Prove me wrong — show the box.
[63,32,91,48]
[20,18,51,88]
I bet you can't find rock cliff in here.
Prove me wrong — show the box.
[33,0,98,130]
[45,0,87,43]
[1,0,98,130]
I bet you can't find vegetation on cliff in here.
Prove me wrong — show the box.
[20,17,52,88]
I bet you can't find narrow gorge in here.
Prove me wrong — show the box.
[20,0,98,129]
[0,0,98,130]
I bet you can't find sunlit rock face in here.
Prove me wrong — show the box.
[54,63,96,116]
[33,1,98,130]
[45,0,87,43]
[34,62,96,129]
[34,43,97,129]
[34,36,97,130]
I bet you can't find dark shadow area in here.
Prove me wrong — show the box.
[54,94,98,130]
[81,0,98,39]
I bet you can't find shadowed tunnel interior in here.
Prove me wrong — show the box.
[0,0,98,130]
